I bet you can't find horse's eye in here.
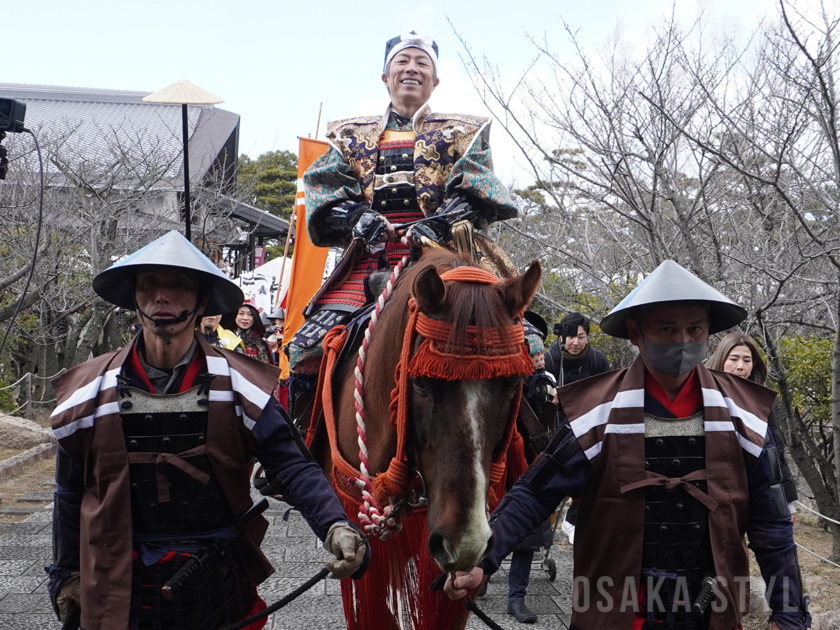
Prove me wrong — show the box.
[412,378,429,395]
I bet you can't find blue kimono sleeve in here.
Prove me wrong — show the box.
[479,419,592,575]
[251,398,350,541]
[304,148,366,247]
[445,132,518,224]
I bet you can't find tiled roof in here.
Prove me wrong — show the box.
[0,83,239,182]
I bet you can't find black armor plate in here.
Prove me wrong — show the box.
[129,539,255,630]
[120,386,234,535]
[641,414,714,629]
[373,144,422,219]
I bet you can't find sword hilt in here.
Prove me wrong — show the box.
[692,576,718,618]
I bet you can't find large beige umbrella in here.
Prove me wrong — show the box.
[143,80,224,242]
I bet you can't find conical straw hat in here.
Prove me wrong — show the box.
[142,79,224,105]
[599,260,746,339]
[93,231,242,315]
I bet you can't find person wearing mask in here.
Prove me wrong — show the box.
[707,332,799,515]
[544,312,609,543]
[222,301,274,365]
[445,260,810,630]
[197,313,244,352]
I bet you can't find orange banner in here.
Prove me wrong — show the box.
[282,138,331,345]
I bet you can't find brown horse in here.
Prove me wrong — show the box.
[309,249,541,630]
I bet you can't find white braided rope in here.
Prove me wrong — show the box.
[353,257,408,536]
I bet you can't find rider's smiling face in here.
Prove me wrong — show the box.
[382,48,439,117]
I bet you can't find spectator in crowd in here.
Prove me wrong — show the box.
[261,308,291,407]
[222,301,274,365]
[544,312,609,386]
[544,311,610,543]
[266,308,289,378]
[268,308,285,338]
[707,332,799,514]
[197,313,244,352]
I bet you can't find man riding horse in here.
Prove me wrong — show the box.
[288,31,526,382]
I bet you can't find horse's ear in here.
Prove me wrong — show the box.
[502,261,542,315]
[413,267,447,314]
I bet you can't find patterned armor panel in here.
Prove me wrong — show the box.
[301,129,424,334]
[374,133,423,224]
[642,412,713,630]
[120,386,234,535]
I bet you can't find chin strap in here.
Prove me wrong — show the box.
[134,305,199,347]
[135,307,195,328]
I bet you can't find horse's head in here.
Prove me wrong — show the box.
[409,259,541,572]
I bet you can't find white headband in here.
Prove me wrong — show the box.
[384,33,438,74]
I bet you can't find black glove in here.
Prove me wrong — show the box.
[405,216,452,244]
[323,201,369,232]
[437,196,477,222]
[405,197,477,245]
[352,210,389,245]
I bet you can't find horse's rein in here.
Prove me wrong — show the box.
[427,571,514,630]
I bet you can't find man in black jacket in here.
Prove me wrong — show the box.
[544,312,609,543]
[544,312,609,386]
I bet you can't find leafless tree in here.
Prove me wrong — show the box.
[457,0,840,556]
[0,119,263,400]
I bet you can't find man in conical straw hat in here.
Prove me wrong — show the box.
[447,260,810,630]
[46,231,369,630]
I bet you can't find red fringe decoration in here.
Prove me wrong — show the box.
[408,341,534,381]
[337,493,470,630]
[312,267,535,630]
[372,457,414,509]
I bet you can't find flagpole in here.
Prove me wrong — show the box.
[275,104,321,310]
[274,210,295,309]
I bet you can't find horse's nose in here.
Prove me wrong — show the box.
[429,530,495,570]
[428,530,455,568]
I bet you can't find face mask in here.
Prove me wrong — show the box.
[643,339,706,377]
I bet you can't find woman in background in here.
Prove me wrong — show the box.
[707,332,798,514]
[222,301,274,365]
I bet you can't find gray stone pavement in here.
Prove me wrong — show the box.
[0,494,573,629]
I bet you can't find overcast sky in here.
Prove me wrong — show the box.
[7,0,780,186]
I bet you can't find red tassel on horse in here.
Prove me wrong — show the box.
[336,494,468,630]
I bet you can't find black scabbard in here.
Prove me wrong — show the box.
[161,498,269,600]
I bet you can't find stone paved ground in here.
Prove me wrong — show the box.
[0,492,574,630]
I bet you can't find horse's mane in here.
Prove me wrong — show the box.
[383,249,513,349]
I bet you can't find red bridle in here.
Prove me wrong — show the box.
[372,265,533,511]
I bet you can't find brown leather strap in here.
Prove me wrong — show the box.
[128,446,211,503]
[620,468,719,512]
